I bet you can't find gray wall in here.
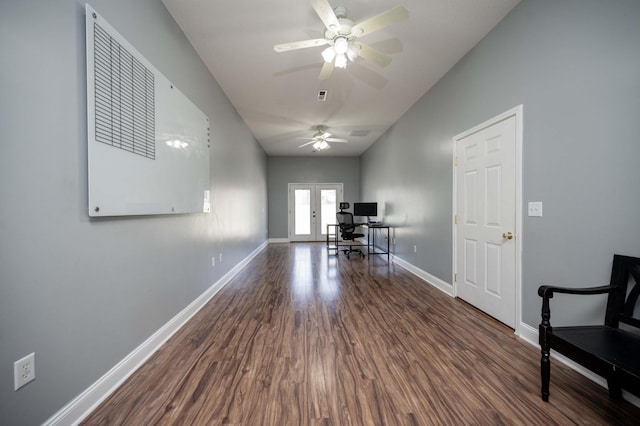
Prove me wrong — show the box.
[0,1,267,424]
[268,157,360,239]
[361,0,640,328]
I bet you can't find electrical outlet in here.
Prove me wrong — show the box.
[413,245,417,253]
[219,253,223,263]
[211,256,216,267]
[14,353,35,391]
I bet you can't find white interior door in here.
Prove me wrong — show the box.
[289,183,342,242]
[454,108,521,329]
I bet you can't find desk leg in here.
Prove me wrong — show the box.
[386,227,390,261]
[372,229,376,259]
[327,224,339,256]
[326,226,328,248]
[365,226,391,262]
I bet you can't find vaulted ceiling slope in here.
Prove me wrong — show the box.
[162,0,520,156]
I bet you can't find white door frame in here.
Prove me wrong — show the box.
[452,105,523,336]
[288,183,344,242]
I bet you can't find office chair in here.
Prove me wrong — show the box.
[336,210,365,259]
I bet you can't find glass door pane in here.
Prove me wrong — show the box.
[294,189,311,236]
[320,189,337,236]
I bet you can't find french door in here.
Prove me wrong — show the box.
[289,183,343,242]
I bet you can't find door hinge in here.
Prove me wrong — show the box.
[454,215,458,225]
[454,273,458,282]
[455,156,459,166]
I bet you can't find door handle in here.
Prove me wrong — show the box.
[502,232,514,240]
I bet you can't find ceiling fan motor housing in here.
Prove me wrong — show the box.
[325,18,354,40]
[334,6,347,19]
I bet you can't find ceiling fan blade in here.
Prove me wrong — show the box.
[357,43,392,67]
[310,0,340,31]
[351,6,409,37]
[326,138,348,143]
[319,60,334,80]
[274,38,329,53]
[298,141,316,148]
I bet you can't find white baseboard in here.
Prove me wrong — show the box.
[44,241,268,426]
[518,322,538,346]
[268,238,290,243]
[392,255,454,297]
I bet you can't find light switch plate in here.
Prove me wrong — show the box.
[528,201,543,217]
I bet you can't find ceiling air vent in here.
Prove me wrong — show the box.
[317,90,328,101]
[350,130,370,137]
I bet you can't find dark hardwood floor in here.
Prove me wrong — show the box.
[82,243,640,425]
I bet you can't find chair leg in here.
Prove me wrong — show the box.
[347,245,364,259]
[340,241,365,259]
[539,300,552,402]
[541,348,550,402]
[608,375,623,399]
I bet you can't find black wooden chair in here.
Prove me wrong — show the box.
[538,254,640,402]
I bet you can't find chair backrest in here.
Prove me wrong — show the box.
[605,254,640,328]
[336,211,355,236]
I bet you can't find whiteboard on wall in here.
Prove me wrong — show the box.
[86,4,210,217]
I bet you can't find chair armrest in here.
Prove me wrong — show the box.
[538,284,616,300]
[537,284,617,347]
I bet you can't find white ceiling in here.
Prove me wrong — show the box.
[162,0,520,156]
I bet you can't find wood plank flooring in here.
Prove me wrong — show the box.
[82,243,640,425]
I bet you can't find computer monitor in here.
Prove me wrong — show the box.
[353,202,378,220]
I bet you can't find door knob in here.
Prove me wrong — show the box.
[502,232,514,240]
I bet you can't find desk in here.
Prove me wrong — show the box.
[327,223,391,261]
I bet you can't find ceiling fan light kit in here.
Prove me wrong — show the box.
[335,53,348,69]
[346,43,360,62]
[313,140,331,151]
[297,125,349,152]
[333,36,349,54]
[321,46,336,63]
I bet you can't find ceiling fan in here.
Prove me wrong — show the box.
[274,0,409,80]
[298,126,348,151]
